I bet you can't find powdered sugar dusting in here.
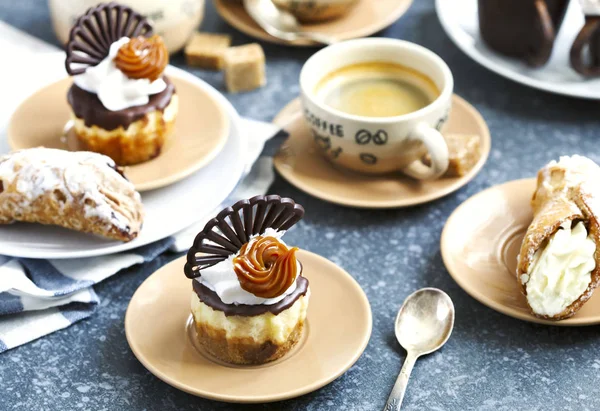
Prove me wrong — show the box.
[0,148,140,232]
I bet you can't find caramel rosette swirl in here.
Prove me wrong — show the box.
[233,236,299,298]
[114,35,168,81]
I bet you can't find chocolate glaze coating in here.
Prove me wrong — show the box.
[193,276,309,317]
[67,76,175,131]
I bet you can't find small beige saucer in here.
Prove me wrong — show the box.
[441,178,600,326]
[125,252,372,403]
[273,96,490,208]
[7,72,229,192]
[214,0,413,46]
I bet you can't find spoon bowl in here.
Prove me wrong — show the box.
[272,0,358,23]
[243,0,337,45]
[384,288,454,411]
[395,288,454,355]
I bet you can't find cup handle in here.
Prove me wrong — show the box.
[525,0,555,67]
[402,123,449,181]
[570,16,600,76]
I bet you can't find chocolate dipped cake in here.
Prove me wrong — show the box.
[65,2,178,166]
[184,195,310,365]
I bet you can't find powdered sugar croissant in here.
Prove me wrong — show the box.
[517,155,600,320]
[0,148,144,242]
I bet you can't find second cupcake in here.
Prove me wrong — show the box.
[184,195,309,365]
[65,2,178,166]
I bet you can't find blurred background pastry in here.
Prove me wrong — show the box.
[0,148,144,242]
[49,0,205,54]
[65,2,178,166]
[184,195,309,365]
[271,0,359,23]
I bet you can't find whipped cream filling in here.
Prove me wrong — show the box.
[195,228,301,306]
[522,221,596,316]
[73,37,167,112]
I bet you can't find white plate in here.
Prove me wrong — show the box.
[0,68,246,259]
[436,0,600,99]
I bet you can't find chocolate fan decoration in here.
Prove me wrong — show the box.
[65,2,153,75]
[184,195,305,279]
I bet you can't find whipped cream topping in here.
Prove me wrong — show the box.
[522,221,596,317]
[543,155,600,190]
[73,37,167,112]
[580,0,600,16]
[0,148,138,232]
[196,228,301,306]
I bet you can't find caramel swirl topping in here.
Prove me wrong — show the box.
[233,236,299,299]
[114,35,168,81]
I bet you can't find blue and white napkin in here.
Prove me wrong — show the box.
[0,23,280,352]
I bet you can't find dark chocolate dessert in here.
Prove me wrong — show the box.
[478,0,569,67]
[184,195,310,365]
[65,2,178,166]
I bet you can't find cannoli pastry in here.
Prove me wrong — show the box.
[0,148,144,242]
[65,3,178,166]
[517,155,600,320]
[184,195,309,365]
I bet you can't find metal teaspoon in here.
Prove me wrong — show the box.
[384,288,455,410]
[243,0,337,45]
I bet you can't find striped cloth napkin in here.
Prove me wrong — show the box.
[0,22,279,353]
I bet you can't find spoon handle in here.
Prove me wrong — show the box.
[297,32,337,45]
[383,352,417,411]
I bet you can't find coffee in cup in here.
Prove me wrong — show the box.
[300,38,451,179]
[314,62,440,118]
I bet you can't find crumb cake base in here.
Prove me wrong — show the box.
[191,292,309,365]
[71,94,179,166]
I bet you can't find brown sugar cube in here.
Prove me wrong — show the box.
[444,134,481,177]
[185,32,232,70]
[223,43,266,93]
[422,134,481,177]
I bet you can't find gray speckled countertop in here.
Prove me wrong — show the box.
[2,1,600,410]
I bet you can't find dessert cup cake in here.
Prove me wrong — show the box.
[184,195,309,365]
[65,2,178,166]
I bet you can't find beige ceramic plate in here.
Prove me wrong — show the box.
[7,67,229,191]
[441,178,600,326]
[272,96,490,208]
[214,0,413,46]
[125,252,372,403]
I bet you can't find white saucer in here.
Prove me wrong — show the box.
[0,68,246,259]
[436,0,600,99]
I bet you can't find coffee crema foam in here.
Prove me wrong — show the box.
[314,62,440,118]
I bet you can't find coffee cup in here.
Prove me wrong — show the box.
[299,38,451,179]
